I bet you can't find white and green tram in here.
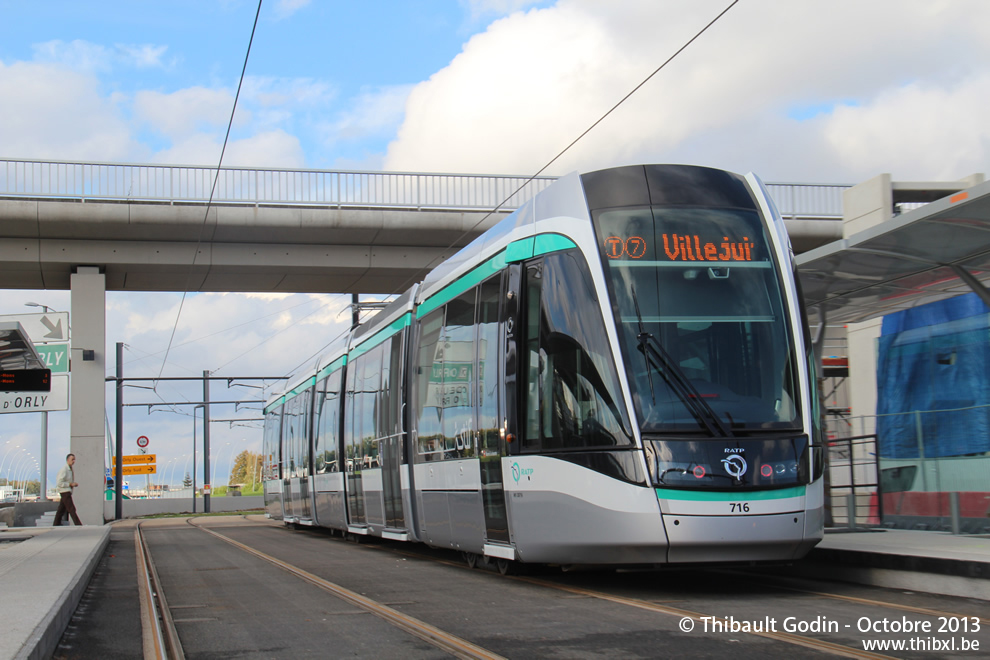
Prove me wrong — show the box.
[263,164,826,571]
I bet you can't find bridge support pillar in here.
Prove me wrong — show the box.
[69,267,106,525]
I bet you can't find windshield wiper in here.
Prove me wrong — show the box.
[631,291,732,438]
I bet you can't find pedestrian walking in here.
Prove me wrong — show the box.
[54,453,82,526]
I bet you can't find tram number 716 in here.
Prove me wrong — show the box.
[729,502,750,513]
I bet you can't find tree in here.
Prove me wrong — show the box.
[229,450,251,485]
[182,472,192,488]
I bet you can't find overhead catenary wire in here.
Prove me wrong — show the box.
[157,0,739,397]
[155,0,264,385]
[386,0,740,299]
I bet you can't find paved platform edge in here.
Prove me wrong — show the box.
[788,535,990,602]
[14,526,111,660]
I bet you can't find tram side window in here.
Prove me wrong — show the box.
[299,389,312,478]
[442,290,477,457]
[414,290,479,461]
[477,276,501,455]
[415,310,444,458]
[314,370,342,473]
[380,335,403,440]
[522,251,633,452]
[283,390,312,478]
[345,344,384,471]
[263,406,282,480]
[282,395,295,477]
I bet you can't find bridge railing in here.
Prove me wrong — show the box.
[0,158,849,217]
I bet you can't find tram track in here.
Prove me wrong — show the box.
[272,523,989,660]
[137,517,987,659]
[135,520,185,660]
[205,520,898,660]
[137,515,505,660]
[718,569,990,627]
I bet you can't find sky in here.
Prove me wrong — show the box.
[2,0,989,492]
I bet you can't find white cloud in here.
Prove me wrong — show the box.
[322,84,415,144]
[460,0,547,22]
[31,39,112,73]
[385,0,990,181]
[116,44,170,69]
[134,87,238,139]
[31,39,172,73]
[0,61,139,161]
[273,0,312,20]
[823,76,990,181]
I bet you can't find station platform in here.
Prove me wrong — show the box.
[0,521,987,660]
[0,525,110,660]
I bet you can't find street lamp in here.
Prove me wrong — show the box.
[211,442,232,491]
[16,459,38,493]
[0,445,25,481]
[24,302,53,313]
[3,449,31,487]
[167,455,185,495]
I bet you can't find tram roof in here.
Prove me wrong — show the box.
[796,178,990,325]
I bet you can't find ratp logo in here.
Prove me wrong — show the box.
[511,462,533,483]
[721,454,748,479]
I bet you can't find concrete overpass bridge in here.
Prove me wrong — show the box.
[1,158,845,294]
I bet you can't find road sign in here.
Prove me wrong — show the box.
[0,374,69,413]
[0,312,69,343]
[112,454,156,465]
[137,435,149,448]
[121,464,156,476]
[35,344,69,373]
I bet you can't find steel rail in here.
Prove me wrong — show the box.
[508,574,897,660]
[135,521,185,660]
[338,537,899,660]
[187,517,506,660]
[719,570,990,626]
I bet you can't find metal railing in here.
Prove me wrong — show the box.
[0,158,556,211]
[0,158,850,217]
[827,433,880,528]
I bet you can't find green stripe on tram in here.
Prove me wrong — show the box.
[349,312,412,359]
[264,395,286,414]
[656,486,806,501]
[316,355,347,382]
[419,233,577,316]
[288,377,316,398]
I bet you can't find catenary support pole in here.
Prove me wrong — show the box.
[204,370,211,513]
[115,342,123,520]
[40,412,48,501]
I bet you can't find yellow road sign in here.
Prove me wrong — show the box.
[121,464,157,475]
[112,454,156,465]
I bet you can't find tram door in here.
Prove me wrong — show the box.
[478,270,512,543]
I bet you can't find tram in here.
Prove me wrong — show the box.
[262,164,825,570]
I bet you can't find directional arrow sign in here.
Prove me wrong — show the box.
[112,454,157,465]
[121,464,157,475]
[0,313,69,344]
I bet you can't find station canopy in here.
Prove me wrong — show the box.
[0,321,47,371]
[797,178,990,325]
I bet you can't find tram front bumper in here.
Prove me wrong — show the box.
[662,511,818,563]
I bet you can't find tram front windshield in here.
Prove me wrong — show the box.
[595,206,801,435]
